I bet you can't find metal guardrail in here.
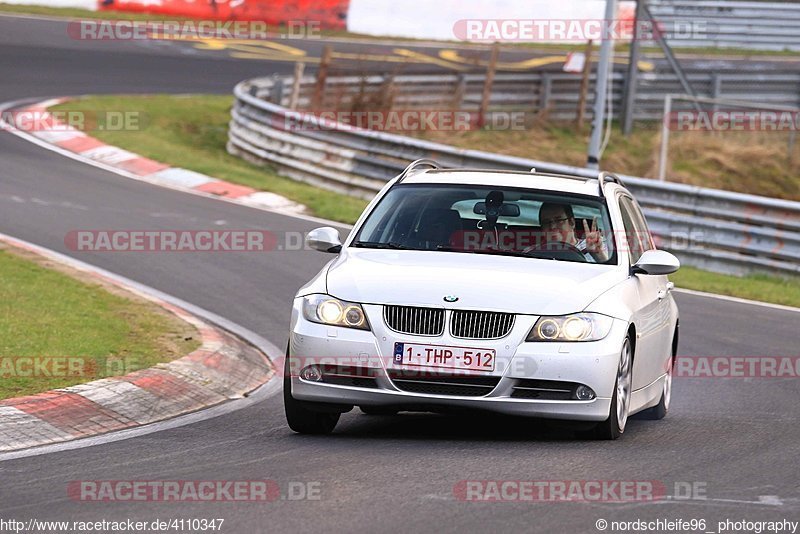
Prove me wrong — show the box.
[228,75,800,277]
[648,0,800,52]
[260,70,800,123]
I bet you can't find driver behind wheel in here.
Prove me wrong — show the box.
[538,202,609,263]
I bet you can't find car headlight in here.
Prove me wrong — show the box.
[526,313,613,342]
[302,294,370,330]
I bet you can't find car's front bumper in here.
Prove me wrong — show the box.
[288,299,628,422]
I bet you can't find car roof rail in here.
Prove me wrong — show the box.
[395,159,441,184]
[597,171,624,197]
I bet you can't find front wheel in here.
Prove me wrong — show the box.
[283,352,340,434]
[639,353,673,421]
[593,336,633,440]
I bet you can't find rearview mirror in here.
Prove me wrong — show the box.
[306,227,342,253]
[632,250,680,275]
[473,202,521,217]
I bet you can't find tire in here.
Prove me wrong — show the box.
[593,336,633,440]
[639,349,675,421]
[283,350,340,435]
[360,406,399,416]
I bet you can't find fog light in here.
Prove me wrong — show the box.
[300,365,323,382]
[575,385,595,400]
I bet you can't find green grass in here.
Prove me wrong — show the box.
[0,248,200,399]
[50,95,367,223]
[670,266,800,309]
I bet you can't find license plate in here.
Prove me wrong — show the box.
[393,342,496,372]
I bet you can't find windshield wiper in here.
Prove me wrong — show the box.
[436,245,547,259]
[352,240,409,250]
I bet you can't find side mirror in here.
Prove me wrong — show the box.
[632,250,680,275]
[306,227,342,253]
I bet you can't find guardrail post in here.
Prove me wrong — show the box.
[452,74,467,110]
[478,42,500,128]
[711,73,722,113]
[289,62,305,110]
[539,73,552,115]
[270,78,285,105]
[312,45,334,110]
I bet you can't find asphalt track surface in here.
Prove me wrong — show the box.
[1,14,799,533]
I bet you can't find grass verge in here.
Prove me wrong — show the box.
[49,94,800,308]
[50,95,368,223]
[0,244,200,399]
[670,266,800,309]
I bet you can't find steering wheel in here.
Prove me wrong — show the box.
[522,241,587,262]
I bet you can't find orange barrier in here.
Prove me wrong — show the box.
[97,0,350,29]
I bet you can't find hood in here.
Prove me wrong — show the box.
[326,249,624,316]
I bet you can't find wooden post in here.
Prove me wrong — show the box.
[576,40,594,130]
[289,62,305,111]
[312,45,333,110]
[478,42,500,128]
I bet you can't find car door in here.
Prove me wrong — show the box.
[618,195,670,390]
[627,196,675,372]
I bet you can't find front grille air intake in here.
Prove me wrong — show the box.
[510,379,578,400]
[388,371,500,397]
[383,305,444,336]
[450,310,515,339]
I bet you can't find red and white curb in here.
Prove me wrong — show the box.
[5,98,306,215]
[0,235,273,453]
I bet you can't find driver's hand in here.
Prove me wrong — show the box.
[583,218,609,261]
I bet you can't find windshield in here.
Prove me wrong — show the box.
[352,184,617,265]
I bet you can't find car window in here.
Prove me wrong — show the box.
[354,184,616,265]
[618,195,650,263]
[626,197,655,252]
